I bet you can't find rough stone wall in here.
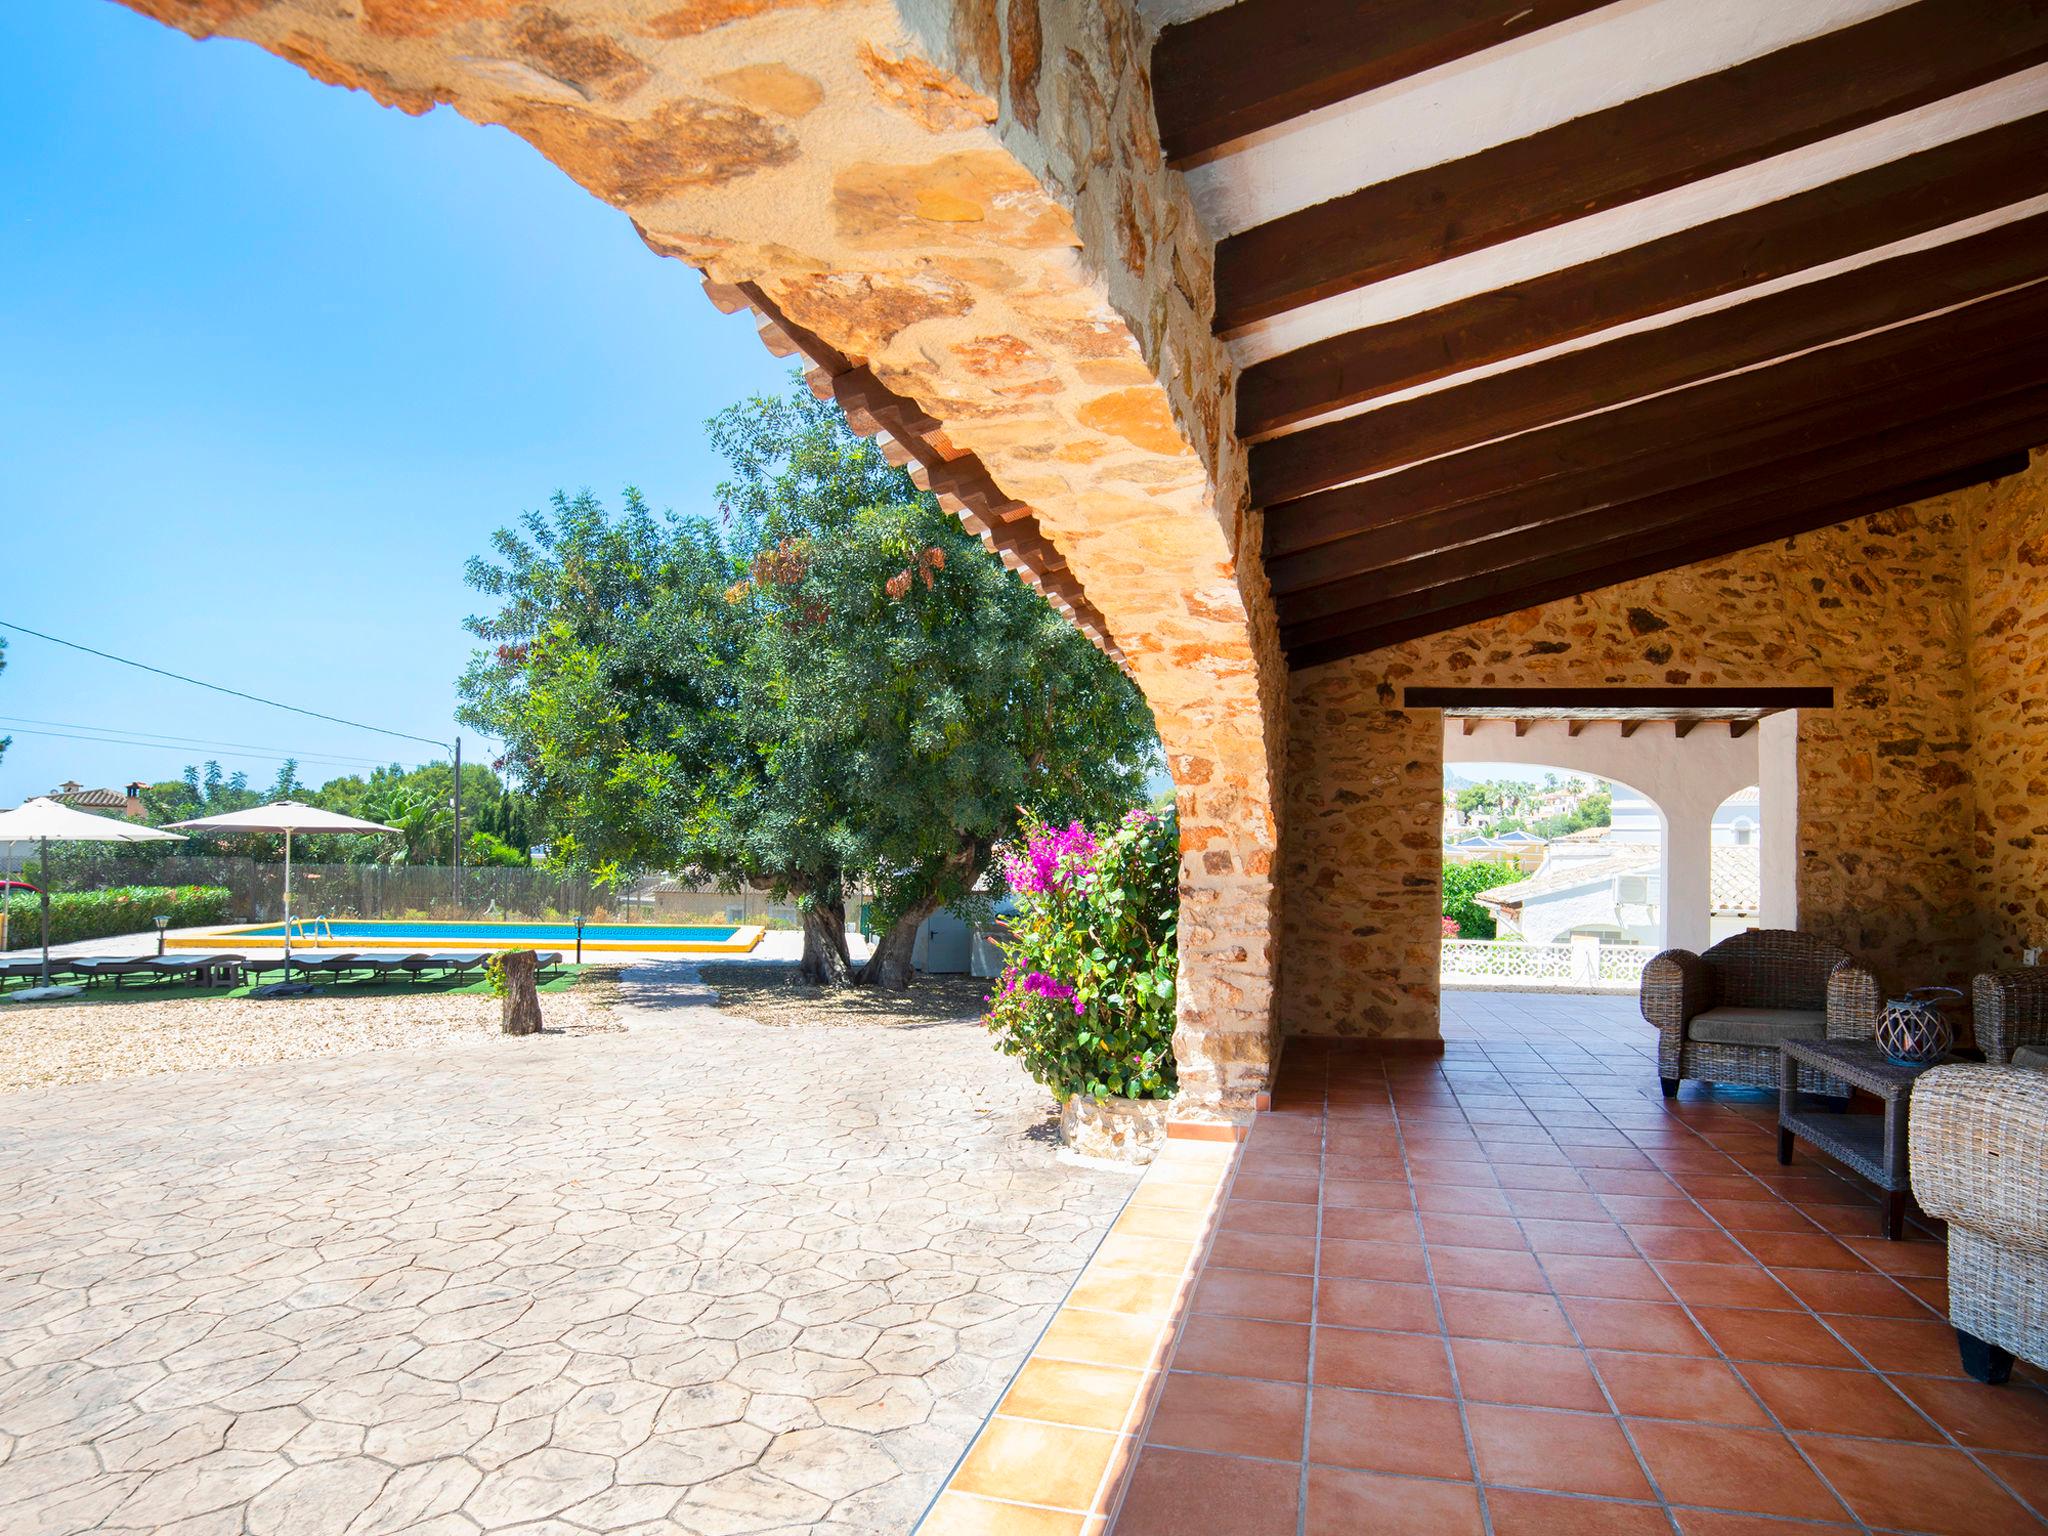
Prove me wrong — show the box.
[1966,448,2048,968]
[1283,486,2000,1038]
[123,0,1285,1107]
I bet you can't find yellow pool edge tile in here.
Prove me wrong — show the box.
[911,1134,1239,1534]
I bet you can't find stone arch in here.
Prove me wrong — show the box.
[1447,719,1760,953]
[121,0,1283,1109]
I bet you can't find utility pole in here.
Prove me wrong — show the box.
[451,735,462,912]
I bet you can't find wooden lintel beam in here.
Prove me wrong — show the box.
[1252,212,2048,506]
[1262,284,2048,568]
[1460,717,1477,737]
[1673,720,1698,740]
[1285,453,2030,666]
[1512,720,1531,738]
[1152,0,1611,164]
[1407,688,1835,712]
[1213,0,2048,333]
[1620,721,1642,739]
[1730,720,1757,739]
[1566,721,1586,738]
[1237,113,2048,436]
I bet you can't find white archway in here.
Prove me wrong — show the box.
[1445,719,1762,952]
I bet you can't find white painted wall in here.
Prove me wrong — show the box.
[1759,710,1801,929]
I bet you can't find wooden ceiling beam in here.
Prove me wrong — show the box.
[1729,721,1757,739]
[1213,0,2048,333]
[1151,0,1612,165]
[1237,112,2048,437]
[1262,281,2048,564]
[1284,452,2031,666]
[1252,213,2048,506]
[1276,382,2048,619]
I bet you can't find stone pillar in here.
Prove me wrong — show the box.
[1759,710,1801,930]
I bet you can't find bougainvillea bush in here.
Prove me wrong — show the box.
[983,807,1179,1102]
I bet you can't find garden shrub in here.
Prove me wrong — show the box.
[0,886,232,947]
[983,808,1178,1103]
[1442,860,1522,939]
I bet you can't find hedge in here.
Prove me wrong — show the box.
[0,886,233,948]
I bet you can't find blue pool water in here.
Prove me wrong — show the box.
[232,921,745,944]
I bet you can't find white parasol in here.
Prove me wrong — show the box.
[166,801,398,957]
[0,797,186,987]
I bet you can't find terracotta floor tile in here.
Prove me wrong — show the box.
[1428,1244,1550,1293]
[1171,1315,1311,1384]
[1465,1403,1653,1499]
[1842,1232,1947,1277]
[1303,1467,1485,1536]
[1312,1325,1453,1397]
[1423,1213,1531,1251]
[1317,1277,1438,1333]
[1231,1174,1321,1206]
[1582,1169,1683,1198]
[1066,1267,1186,1319]
[920,1491,1091,1536]
[1594,1352,1772,1426]
[952,1416,1121,1511]
[1494,1165,1590,1192]
[1629,1227,1751,1266]
[1734,1361,1941,1440]
[999,1356,1148,1434]
[1627,1420,1847,1521]
[1308,1386,1472,1481]
[1796,1433,2046,1536]
[1690,1307,1858,1368]
[1542,1254,1675,1302]
[1321,1207,1422,1245]
[1036,1307,1168,1372]
[1220,1199,1320,1238]
[1452,1338,1608,1411]
[1701,1199,1823,1233]
[1522,1219,1638,1257]
[1978,1451,2048,1515]
[1505,1189,1609,1221]
[1602,1195,1714,1228]
[1192,1267,1314,1324]
[1206,1231,1318,1277]
[1766,1262,1930,1317]
[1145,1372,1306,1461]
[1113,1447,1300,1536]
[1890,1374,2048,1453]
[1441,1287,1576,1346]
[1826,1313,1972,1377]
[1652,1260,1799,1311]
[1318,1236,1428,1283]
[1322,1178,1416,1211]
[1670,1513,1859,1536]
[1417,1183,1514,1216]
[1737,1231,1866,1271]
[1563,1298,1715,1357]
[1095,1232,1198,1276]
[1485,1487,1676,1536]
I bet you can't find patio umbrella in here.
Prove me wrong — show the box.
[165,801,398,958]
[0,796,187,987]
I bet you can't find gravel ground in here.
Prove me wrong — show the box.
[696,962,993,1030]
[0,970,626,1094]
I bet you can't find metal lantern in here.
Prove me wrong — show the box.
[1875,986,1960,1066]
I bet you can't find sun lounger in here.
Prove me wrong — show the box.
[287,953,364,983]
[234,952,295,985]
[67,957,165,989]
[348,953,430,981]
[535,951,565,977]
[418,952,491,979]
[141,954,245,987]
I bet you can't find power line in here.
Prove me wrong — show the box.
[0,715,402,771]
[0,724,403,774]
[0,620,449,750]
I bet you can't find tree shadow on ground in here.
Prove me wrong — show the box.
[696,962,991,1030]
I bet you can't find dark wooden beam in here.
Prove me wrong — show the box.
[1408,688,1834,711]
[1263,281,2048,564]
[1252,213,2048,506]
[1513,720,1531,738]
[1673,720,1698,740]
[1286,453,2030,665]
[1566,720,1586,738]
[1729,721,1757,739]
[1620,721,1642,739]
[1278,384,2048,618]
[1461,717,1477,737]
[1238,113,2048,437]
[1152,0,1613,165]
[1213,0,2048,333]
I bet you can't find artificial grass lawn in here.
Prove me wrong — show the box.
[0,965,593,1005]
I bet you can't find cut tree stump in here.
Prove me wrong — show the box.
[499,950,543,1036]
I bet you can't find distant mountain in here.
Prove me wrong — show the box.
[1444,770,1476,791]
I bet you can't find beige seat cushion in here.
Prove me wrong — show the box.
[1687,1007,1827,1048]
[2013,1045,2048,1074]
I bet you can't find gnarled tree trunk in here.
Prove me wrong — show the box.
[499,949,543,1035]
[798,896,852,986]
[857,894,942,990]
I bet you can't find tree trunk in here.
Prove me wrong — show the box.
[499,949,543,1035]
[798,899,852,986]
[857,896,942,989]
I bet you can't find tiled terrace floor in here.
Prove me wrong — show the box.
[1113,991,2048,1536]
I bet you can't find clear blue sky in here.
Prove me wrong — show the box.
[0,1,791,805]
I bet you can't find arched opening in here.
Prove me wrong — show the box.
[1711,784,1765,944]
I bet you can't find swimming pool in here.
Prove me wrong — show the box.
[170,920,765,955]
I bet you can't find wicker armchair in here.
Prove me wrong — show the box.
[1640,929,1882,1098]
[1908,1063,2048,1382]
[1973,966,2048,1068]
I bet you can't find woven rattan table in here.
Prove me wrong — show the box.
[1778,1038,1945,1240]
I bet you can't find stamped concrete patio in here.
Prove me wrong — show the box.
[0,965,1138,1536]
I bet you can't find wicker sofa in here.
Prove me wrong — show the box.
[1640,929,1881,1098]
[1907,966,2048,1384]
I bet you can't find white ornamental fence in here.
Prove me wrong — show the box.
[1442,936,1654,992]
